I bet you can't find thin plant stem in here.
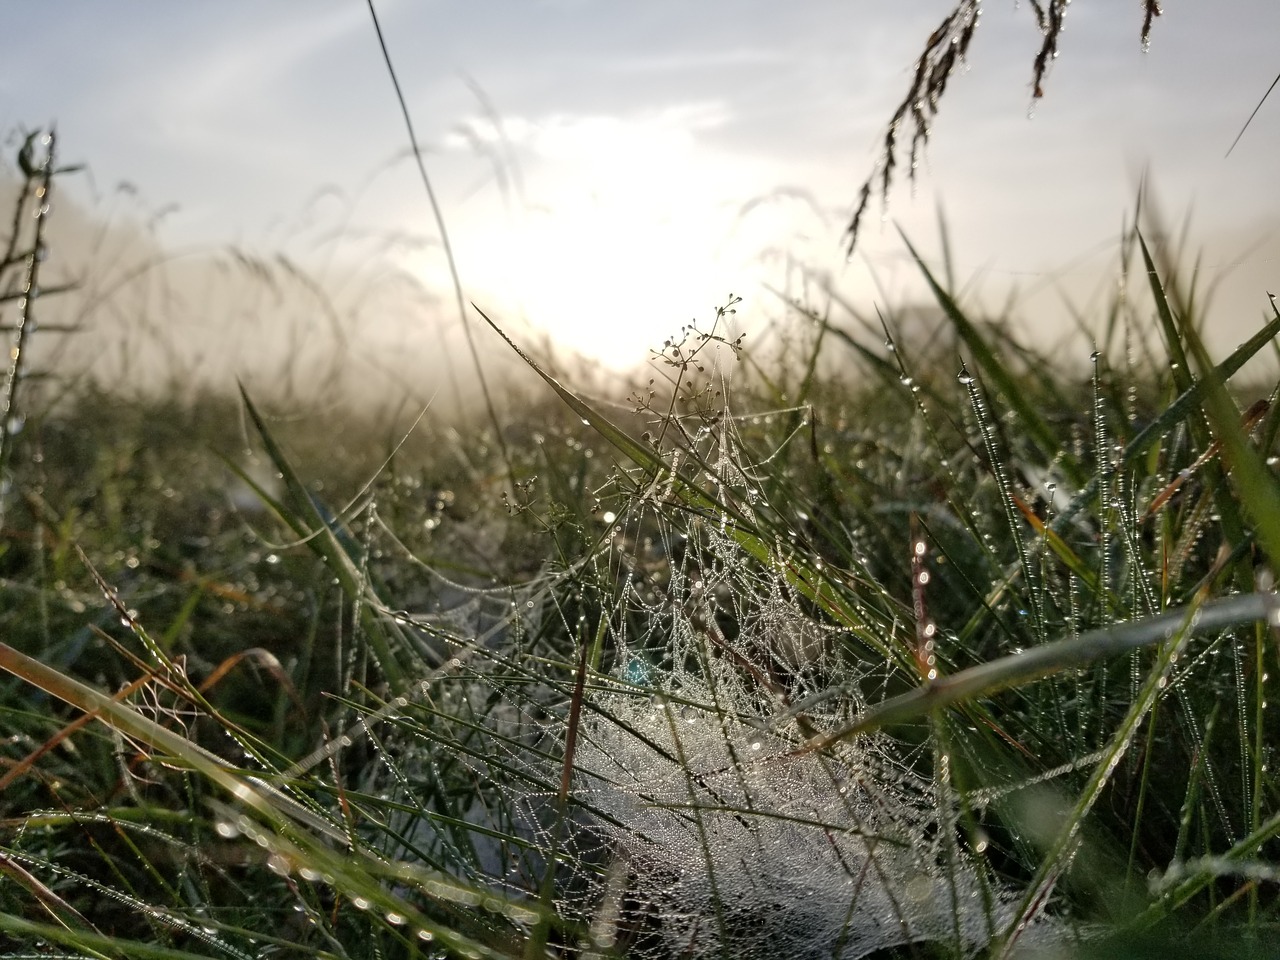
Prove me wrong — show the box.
[0,130,56,530]
[365,0,513,482]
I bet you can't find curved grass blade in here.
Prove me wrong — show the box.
[234,383,410,690]
[1157,255,1280,566]
[897,227,1084,488]
[1139,233,1255,559]
[1137,803,1280,928]
[0,638,343,838]
[0,913,236,960]
[0,639,544,958]
[799,591,1279,749]
[1049,299,1280,537]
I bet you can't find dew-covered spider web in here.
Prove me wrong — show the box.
[340,408,1074,960]
[327,324,1276,958]
[561,521,1024,959]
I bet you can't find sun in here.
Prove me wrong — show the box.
[444,106,772,371]
[501,203,751,370]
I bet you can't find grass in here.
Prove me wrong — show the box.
[3,132,1280,959]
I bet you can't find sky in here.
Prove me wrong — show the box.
[3,2,1280,390]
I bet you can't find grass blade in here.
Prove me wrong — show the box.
[801,591,1278,747]
[236,382,409,690]
[898,227,1083,487]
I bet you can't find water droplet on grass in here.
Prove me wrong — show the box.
[266,854,291,876]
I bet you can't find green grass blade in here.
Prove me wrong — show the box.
[0,639,543,958]
[994,596,1210,955]
[1138,233,1254,562]
[1161,272,1280,566]
[1048,302,1280,537]
[474,305,671,479]
[236,383,409,690]
[898,227,1083,487]
[0,913,249,960]
[1140,233,1196,400]
[803,591,1278,747]
[0,638,345,837]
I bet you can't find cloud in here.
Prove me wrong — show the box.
[601,45,789,75]
[445,101,732,163]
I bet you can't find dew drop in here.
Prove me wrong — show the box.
[266,853,291,876]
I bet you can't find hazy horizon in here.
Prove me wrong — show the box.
[4,3,1280,398]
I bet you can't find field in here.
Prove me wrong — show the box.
[2,130,1280,959]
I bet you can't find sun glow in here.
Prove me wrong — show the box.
[445,105,787,371]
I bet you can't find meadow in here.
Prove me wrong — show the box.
[2,122,1280,960]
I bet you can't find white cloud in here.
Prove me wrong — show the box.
[445,101,731,164]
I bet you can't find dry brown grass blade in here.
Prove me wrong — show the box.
[0,849,94,931]
[198,646,306,718]
[0,640,348,842]
[1142,398,1271,521]
[559,641,590,808]
[0,671,154,792]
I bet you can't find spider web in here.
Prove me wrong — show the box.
[556,502,1024,959]
[425,401,1057,959]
